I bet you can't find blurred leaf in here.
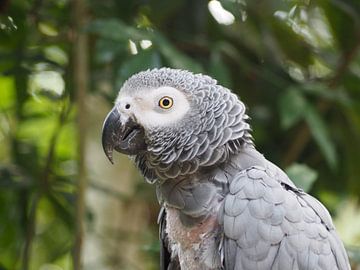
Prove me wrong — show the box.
[29,71,65,99]
[304,103,337,168]
[0,76,15,110]
[279,87,307,129]
[270,17,313,67]
[280,86,337,168]
[154,34,203,73]
[55,122,77,159]
[1,0,360,269]
[116,49,161,87]
[87,19,148,42]
[208,50,232,88]
[94,39,126,63]
[142,241,160,253]
[88,18,203,72]
[44,46,68,66]
[319,0,360,52]
[32,197,73,269]
[301,82,351,106]
[38,22,58,37]
[17,115,58,159]
[47,193,74,230]
[346,245,360,265]
[285,163,318,192]
[334,199,360,246]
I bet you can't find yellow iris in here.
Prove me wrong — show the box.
[158,96,173,109]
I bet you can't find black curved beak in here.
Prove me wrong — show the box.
[102,108,146,163]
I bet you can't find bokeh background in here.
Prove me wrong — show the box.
[1,0,360,269]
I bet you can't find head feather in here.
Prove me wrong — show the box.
[121,68,253,182]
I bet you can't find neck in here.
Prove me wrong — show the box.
[135,133,254,184]
[156,144,262,226]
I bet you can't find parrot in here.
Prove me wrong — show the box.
[101,68,350,270]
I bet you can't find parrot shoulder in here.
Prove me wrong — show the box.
[220,164,350,270]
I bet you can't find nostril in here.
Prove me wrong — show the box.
[125,104,130,109]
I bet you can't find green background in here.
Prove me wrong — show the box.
[0,0,360,269]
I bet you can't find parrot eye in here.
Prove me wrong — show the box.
[158,96,173,109]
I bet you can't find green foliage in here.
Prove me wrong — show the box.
[280,86,338,168]
[285,163,318,192]
[1,0,360,269]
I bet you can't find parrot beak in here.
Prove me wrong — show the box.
[102,107,146,164]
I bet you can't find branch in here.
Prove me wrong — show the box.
[72,0,89,268]
[21,193,39,270]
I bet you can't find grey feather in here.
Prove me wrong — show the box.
[222,165,350,270]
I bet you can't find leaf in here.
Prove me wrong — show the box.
[116,49,162,88]
[28,71,65,99]
[346,245,360,264]
[304,103,337,168]
[154,34,203,73]
[94,38,127,63]
[88,19,203,72]
[319,0,360,52]
[43,46,68,66]
[16,114,58,158]
[301,82,351,106]
[87,19,148,42]
[0,191,23,268]
[38,22,58,37]
[55,122,77,160]
[279,86,337,168]
[285,163,318,192]
[270,17,313,67]
[278,87,307,129]
[0,76,15,110]
[208,50,232,88]
[333,199,360,249]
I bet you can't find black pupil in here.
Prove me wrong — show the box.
[162,99,170,107]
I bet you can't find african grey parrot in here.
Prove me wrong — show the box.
[102,68,350,270]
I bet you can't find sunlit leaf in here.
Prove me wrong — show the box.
[44,46,68,66]
[55,122,77,160]
[0,76,15,110]
[38,22,58,37]
[29,71,65,99]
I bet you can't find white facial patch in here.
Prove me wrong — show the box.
[116,86,190,129]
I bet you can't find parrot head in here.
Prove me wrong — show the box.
[102,68,252,182]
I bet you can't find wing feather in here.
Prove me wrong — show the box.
[221,165,350,270]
